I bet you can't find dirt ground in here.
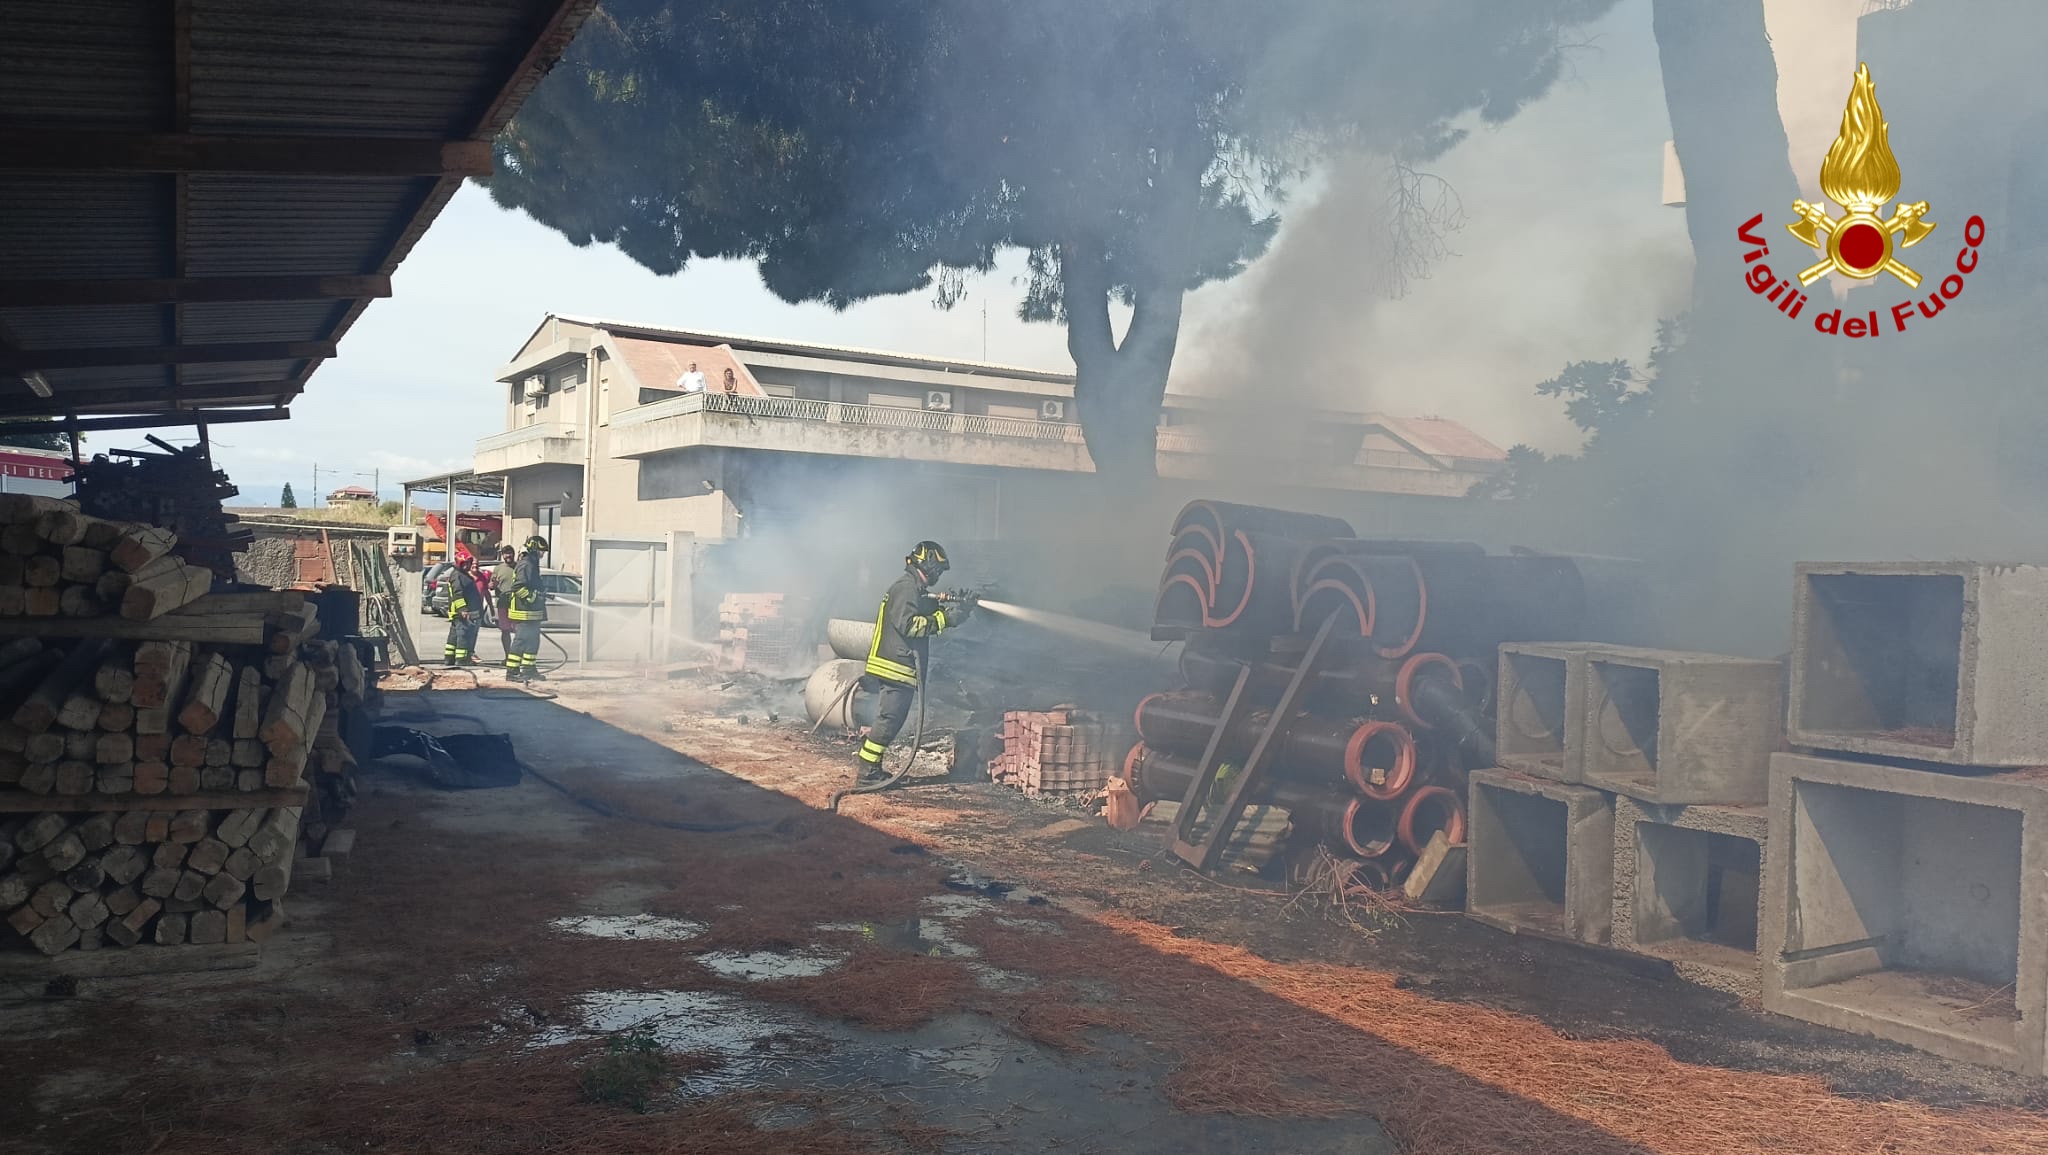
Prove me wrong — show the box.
[4,668,2048,1155]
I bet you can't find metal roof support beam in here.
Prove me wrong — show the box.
[0,275,393,309]
[0,133,493,177]
[0,341,336,372]
[0,408,287,438]
[0,382,297,417]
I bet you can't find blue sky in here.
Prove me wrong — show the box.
[204,0,1858,507]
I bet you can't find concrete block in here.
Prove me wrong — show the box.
[1495,642,1595,782]
[1466,768,1615,945]
[1611,796,1767,998]
[1764,752,2048,1075]
[1579,646,1782,805]
[1790,562,2048,766]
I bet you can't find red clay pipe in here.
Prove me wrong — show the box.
[1343,720,1418,801]
[1397,785,1467,855]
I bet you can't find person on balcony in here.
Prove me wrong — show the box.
[678,361,706,393]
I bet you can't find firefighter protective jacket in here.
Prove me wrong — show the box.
[447,567,483,620]
[507,552,548,622]
[865,570,956,686]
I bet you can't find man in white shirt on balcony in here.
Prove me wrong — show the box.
[677,362,707,393]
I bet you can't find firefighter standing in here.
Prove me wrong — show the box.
[505,535,549,682]
[855,541,971,783]
[443,554,484,666]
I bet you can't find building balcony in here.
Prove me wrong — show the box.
[473,423,583,474]
[606,392,1093,471]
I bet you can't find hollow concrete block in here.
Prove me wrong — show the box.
[1764,752,2048,1076]
[1790,562,2048,767]
[1579,646,1783,805]
[1466,768,1614,946]
[1496,642,1595,782]
[1611,796,1768,998]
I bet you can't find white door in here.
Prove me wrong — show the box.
[581,537,669,662]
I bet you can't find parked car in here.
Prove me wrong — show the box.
[536,571,583,633]
[425,566,582,632]
[419,561,454,614]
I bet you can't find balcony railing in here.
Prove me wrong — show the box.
[610,390,1087,443]
[476,423,579,451]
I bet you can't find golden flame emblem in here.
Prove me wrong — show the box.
[1787,63,1935,287]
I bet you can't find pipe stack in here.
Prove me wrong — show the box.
[1133,499,1596,888]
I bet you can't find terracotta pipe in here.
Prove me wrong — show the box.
[1397,785,1467,855]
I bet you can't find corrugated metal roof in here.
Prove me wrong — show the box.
[183,174,425,276]
[0,177,167,279]
[0,2,166,132]
[189,2,538,137]
[0,0,597,426]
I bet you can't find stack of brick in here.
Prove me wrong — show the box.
[990,709,1115,798]
[716,593,811,675]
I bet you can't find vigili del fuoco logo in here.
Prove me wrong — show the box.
[1736,62,1984,338]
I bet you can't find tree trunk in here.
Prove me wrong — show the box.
[1652,0,1802,335]
[1062,250,1188,486]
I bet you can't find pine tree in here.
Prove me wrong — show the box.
[280,483,298,509]
[491,0,1616,480]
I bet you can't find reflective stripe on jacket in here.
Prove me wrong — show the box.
[507,552,548,622]
[447,568,482,620]
[865,570,950,685]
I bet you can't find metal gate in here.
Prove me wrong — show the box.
[582,536,668,663]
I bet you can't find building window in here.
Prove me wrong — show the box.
[536,502,561,551]
[985,403,1039,422]
[864,391,923,409]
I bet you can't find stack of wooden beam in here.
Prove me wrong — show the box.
[2,804,297,953]
[0,501,351,958]
[0,603,328,802]
[0,495,213,621]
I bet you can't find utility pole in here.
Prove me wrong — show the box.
[311,461,321,508]
[356,468,380,503]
